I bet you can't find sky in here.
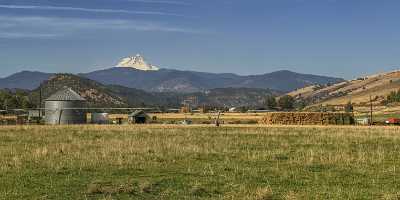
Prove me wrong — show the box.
[0,0,399,79]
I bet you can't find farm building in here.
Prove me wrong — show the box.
[356,118,370,125]
[44,88,87,125]
[128,110,150,124]
[28,109,42,122]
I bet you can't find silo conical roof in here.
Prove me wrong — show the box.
[45,88,86,101]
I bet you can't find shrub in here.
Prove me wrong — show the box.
[264,95,277,109]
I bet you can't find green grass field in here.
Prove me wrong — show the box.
[1,125,400,199]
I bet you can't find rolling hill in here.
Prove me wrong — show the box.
[0,71,53,90]
[29,74,185,108]
[189,87,280,108]
[288,70,400,109]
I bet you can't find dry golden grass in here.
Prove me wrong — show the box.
[107,113,268,119]
[0,115,18,120]
[106,113,265,124]
[152,113,267,120]
[1,125,400,199]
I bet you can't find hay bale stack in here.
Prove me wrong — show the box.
[259,112,354,125]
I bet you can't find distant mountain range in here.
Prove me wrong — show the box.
[81,68,344,93]
[0,68,343,93]
[29,74,279,108]
[0,54,344,93]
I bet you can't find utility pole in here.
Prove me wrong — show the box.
[4,98,7,113]
[370,95,373,126]
[39,85,42,119]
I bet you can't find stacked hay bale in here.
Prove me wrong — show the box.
[259,112,354,125]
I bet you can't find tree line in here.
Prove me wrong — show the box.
[0,90,34,110]
[264,95,300,111]
[385,89,400,104]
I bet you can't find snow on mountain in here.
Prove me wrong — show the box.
[116,54,159,71]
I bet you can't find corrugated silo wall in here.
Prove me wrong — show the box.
[45,101,87,125]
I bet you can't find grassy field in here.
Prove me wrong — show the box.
[1,125,400,199]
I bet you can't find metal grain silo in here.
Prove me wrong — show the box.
[44,88,87,125]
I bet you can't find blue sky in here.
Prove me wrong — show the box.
[0,0,399,79]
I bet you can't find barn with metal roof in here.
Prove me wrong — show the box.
[128,110,150,124]
[44,88,87,125]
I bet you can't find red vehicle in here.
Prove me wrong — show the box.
[385,118,400,125]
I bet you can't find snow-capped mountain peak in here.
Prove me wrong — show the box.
[116,54,159,71]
